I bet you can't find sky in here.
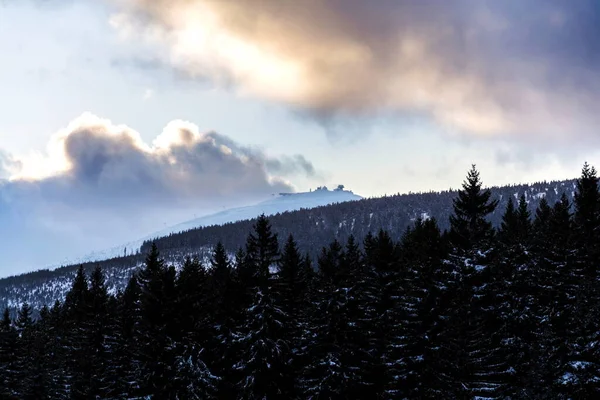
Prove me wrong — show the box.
[1,0,600,275]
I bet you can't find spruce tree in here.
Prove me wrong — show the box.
[560,163,600,396]
[233,246,254,319]
[363,229,405,398]
[101,295,123,399]
[449,164,498,253]
[46,300,68,399]
[494,195,534,397]
[234,215,293,399]
[26,305,53,399]
[522,194,573,397]
[395,218,450,398]
[113,274,143,398]
[14,302,36,399]
[277,234,313,389]
[87,265,111,397]
[244,213,280,288]
[207,241,237,397]
[63,266,93,399]
[176,256,208,343]
[573,162,600,280]
[173,257,217,397]
[172,341,219,398]
[0,307,18,398]
[342,235,384,398]
[137,243,176,398]
[441,165,510,398]
[305,240,352,399]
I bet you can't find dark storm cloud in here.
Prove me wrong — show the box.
[111,0,600,140]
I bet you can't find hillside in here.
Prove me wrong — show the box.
[0,178,577,312]
[72,186,362,265]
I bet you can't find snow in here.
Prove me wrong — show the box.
[410,211,431,223]
[67,188,362,265]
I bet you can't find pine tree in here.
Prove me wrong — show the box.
[277,234,313,390]
[206,242,237,397]
[244,213,280,288]
[137,243,176,398]
[173,256,218,398]
[559,163,600,396]
[305,240,353,399]
[441,165,510,398]
[14,302,36,399]
[172,341,219,398]
[233,246,254,318]
[63,266,93,399]
[99,295,122,399]
[176,256,208,343]
[26,305,53,400]
[573,162,600,280]
[395,218,451,398]
[363,229,405,398]
[520,194,572,397]
[234,215,293,399]
[45,300,69,399]
[0,307,18,398]
[112,274,143,398]
[449,164,498,253]
[209,242,236,330]
[220,246,252,398]
[530,196,554,310]
[494,195,535,397]
[342,235,384,398]
[86,266,111,397]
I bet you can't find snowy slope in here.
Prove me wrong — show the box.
[77,187,362,264]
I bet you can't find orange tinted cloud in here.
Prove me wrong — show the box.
[111,0,600,139]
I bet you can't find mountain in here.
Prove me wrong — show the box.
[71,186,362,265]
[0,178,577,313]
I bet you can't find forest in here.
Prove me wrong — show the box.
[0,173,574,313]
[1,163,599,399]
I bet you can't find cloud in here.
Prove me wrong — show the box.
[142,88,153,100]
[10,113,317,204]
[0,151,21,179]
[0,151,11,179]
[0,113,317,273]
[109,0,600,141]
[266,155,317,178]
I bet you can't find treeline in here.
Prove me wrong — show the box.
[1,164,599,399]
[139,178,573,261]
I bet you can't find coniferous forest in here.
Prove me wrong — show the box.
[2,164,600,399]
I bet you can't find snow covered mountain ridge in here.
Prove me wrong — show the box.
[69,186,362,265]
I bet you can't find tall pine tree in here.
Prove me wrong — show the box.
[441,165,510,398]
[234,215,293,399]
